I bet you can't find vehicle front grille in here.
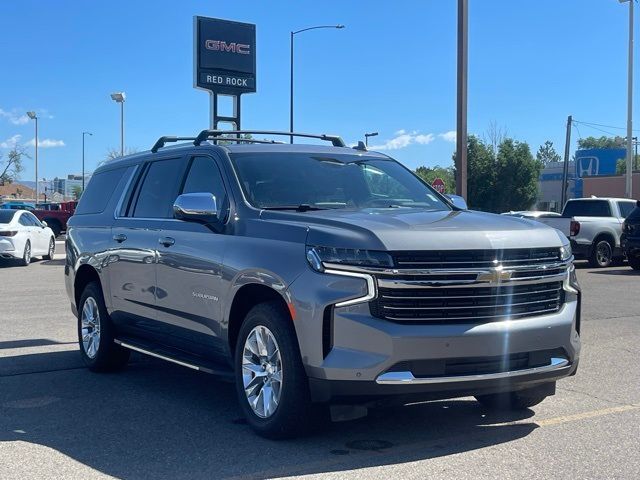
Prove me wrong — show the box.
[368,248,568,324]
[371,281,564,322]
[392,247,561,270]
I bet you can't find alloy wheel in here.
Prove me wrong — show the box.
[81,297,101,359]
[48,239,55,258]
[242,325,283,418]
[23,242,31,264]
[596,241,612,266]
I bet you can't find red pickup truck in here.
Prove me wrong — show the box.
[33,201,76,237]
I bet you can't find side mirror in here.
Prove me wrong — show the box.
[445,194,468,210]
[173,193,218,223]
[41,220,48,228]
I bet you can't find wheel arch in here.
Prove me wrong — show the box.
[74,264,102,310]
[227,283,293,357]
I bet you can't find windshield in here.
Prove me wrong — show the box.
[230,153,450,211]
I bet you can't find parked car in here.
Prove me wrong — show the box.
[65,130,580,439]
[537,197,637,267]
[0,201,35,211]
[621,200,640,270]
[502,211,561,219]
[33,201,76,237]
[0,209,56,265]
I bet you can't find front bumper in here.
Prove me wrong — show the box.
[621,234,640,257]
[288,264,581,403]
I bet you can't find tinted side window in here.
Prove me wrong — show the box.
[181,156,227,217]
[133,158,185,218]
[76,167,127,215]
[617,201,636,218]
[563,200,611,217]
[25,213,41,226]
[18,214,31,226]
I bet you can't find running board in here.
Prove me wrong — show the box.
[114,338,234,381]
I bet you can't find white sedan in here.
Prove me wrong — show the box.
[0,209,56,266]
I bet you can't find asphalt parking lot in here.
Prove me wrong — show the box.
[1,243,639,480]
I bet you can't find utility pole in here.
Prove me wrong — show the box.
[455,0,468,200]
[561,115,572,209]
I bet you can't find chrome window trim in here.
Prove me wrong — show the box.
[113,164,140,220]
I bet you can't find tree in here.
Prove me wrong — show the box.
[577,136,625,150]
[71,185,83,201]
[414,165,455,193]
[455,135,541,212]
[494,139,541,212]
[536,140,562,166]
[0,145,27,185]
[104,147,140,163]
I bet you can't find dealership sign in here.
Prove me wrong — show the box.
[194,17,257,95]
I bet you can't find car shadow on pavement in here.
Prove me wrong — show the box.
[589,268,640,276]
[0,351,538,480]
[39,259,66,266]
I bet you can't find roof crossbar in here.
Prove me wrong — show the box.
[193,130,346,147]
[151,136,197,153]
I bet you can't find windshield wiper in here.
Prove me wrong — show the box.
[261,204,328,212]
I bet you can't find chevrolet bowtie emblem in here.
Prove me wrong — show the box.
[477,267,512,284]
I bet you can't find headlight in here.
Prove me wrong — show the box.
[560,243,572,261]
[306,246,393,272]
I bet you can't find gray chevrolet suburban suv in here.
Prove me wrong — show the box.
[65,130,581,438]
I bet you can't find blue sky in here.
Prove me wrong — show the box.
[0,0,637,184]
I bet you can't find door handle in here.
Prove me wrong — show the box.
[113,233,127,243]
[159,236,175,247]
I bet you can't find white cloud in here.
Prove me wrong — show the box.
[25,138,65,148]
[0,109,30,125]
[439,130,457,143]
[0,134,22,148]
[370,130,436,151]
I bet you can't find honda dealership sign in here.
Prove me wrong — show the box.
[194,16,257,95]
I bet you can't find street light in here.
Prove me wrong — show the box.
[110,92,126,156]
[619,0,634,198]
[290,24,344,143]
[364,132,379,147]
[82,132,93,190]
[26,111,38,203]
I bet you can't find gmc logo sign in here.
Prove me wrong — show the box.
[205,40,250,55]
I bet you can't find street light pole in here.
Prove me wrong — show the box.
[625,0,634,198]
[110,92,126,156]
[364,132,379,147]
[455,0,468,200]
[82,132,92,191]
[289,25,344,143]
[27,111,38,203]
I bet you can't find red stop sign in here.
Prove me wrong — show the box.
[431,178,446,194]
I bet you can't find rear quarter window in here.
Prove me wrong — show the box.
[75,167,128,215]
[563,200,611,217]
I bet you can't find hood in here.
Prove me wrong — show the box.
[259,208,566,251]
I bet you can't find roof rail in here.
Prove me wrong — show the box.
[151,136,197,153]
[193,130,346,147]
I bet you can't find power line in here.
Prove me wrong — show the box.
[573,119,640,134]
[572,121,622,137]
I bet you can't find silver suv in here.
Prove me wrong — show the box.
[65,130,581,438]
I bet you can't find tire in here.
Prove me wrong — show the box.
[475,384,553,410]
[234,301,319,439]
[589,238,613,268]
[43,237,55,260]
[629,255,640,271]
[77,281,130,372]
[20,241,31,266]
